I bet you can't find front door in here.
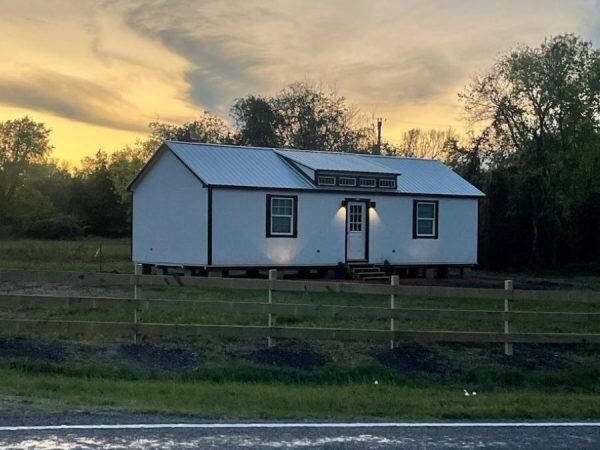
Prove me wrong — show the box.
[346,201,367,261]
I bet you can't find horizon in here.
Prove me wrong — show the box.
[1,0,599,163]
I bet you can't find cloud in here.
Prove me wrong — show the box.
[0,71,148,132]
[109,0,600,122]
[2,0,600,162]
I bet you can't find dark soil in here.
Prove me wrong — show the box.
[0,337,72,363]
[110,343,198,372]
[491,344,573,371]
[0,337,198,373]
[375,345,455,375]
[241,341,330,370]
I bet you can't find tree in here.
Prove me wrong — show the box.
[392,128,459,159]
[105,140,155,204]
[230,96,281,147]
[0,117,52,221]
[72,150,128,236]
[269,82,374,152]
[148,112,233,146]
[458,34,600,267]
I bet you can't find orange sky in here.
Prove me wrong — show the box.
[1,0,598,163]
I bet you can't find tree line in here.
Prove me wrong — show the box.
[0,35,598,270]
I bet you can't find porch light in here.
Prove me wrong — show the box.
[370,201,377,208]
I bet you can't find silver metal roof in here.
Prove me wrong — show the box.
[167,142,313,189]
[366,156,485,197]
[275,149,399,174]
[160,141,483,197]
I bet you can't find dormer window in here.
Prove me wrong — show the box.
[317,175,336,186]
[339,177,356,187]
[379,178,396,188]
[359,178,376,188]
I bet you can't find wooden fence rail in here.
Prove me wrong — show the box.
[1,293,600,324]
[1,268,600,354]
[1,318,600,344]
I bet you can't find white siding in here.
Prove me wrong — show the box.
[132,150,208,266]
[369,196,478,265]
[212,190,345,266]
[212,188,478,267]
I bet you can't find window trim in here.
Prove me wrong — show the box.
[317,175,336,186]
[266,194,298,238]
[412,200,439,239]
[338,176,357,187]
[358,177,377,188]
[379,178,396,188]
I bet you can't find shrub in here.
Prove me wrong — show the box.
[23,214,85,240]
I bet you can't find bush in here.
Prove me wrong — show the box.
[23,214,85,240]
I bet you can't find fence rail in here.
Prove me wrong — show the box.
[2,293,600,323]
[1,268,599,353]
[1,318,600,344]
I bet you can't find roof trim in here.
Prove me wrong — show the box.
[209,183,485,198]
[126,143,208,191]
[128,141,485,198]
[164,140,437,162]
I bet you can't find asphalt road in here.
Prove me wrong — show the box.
[1,420,600,449]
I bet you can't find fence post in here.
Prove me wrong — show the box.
[504,279,514,356]
[390,275,399,350]
[267,269,277,348]
[133,264,143,344]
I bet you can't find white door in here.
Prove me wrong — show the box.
[346,201,367,261]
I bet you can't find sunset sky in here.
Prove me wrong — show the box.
[2,0,600,163]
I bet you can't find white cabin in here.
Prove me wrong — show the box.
[128,141,484,273]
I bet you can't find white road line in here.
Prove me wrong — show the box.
[1,422,600,431]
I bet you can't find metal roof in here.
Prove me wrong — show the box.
[365,156,485,197]
[275,149,400,174]
[148,141,483,197]
[167,142,313,189]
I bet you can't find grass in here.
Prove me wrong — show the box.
[2,354,600,419]
[0,238,132,273]
[3,368,600,419]
[1,238,600,419]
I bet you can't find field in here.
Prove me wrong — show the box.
[0,237,600,420]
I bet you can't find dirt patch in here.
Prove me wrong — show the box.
[0,337,74,363]
[0,337,198,372]
[110,343,198,372]
[375,345,455,375]
[492,344,572,370]
[241,341,329,370]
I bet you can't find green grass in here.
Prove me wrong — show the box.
[1,238,599,419]
[2,362,600,419]
[0,238,131,272]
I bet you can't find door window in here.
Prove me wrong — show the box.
[349,204,363,232]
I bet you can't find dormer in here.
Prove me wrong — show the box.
[275,149,400,190]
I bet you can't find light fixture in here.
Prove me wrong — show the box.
[370,201,377,208]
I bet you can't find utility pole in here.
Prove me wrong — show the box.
[375,117,383,155]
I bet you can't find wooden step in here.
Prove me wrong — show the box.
[346,261,369,267]
[362,275,391,282]
[352,267,381,273]
[357,272,386,278]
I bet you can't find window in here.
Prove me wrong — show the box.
[317,176,336,186]
[379,178,396,188]
[339,177,357,187]
[413,200,438,239]
[359,178,376,187]
[348,204,363,231]
[266,195,297,237]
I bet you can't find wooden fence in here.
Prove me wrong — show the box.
[1,268,599,355]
